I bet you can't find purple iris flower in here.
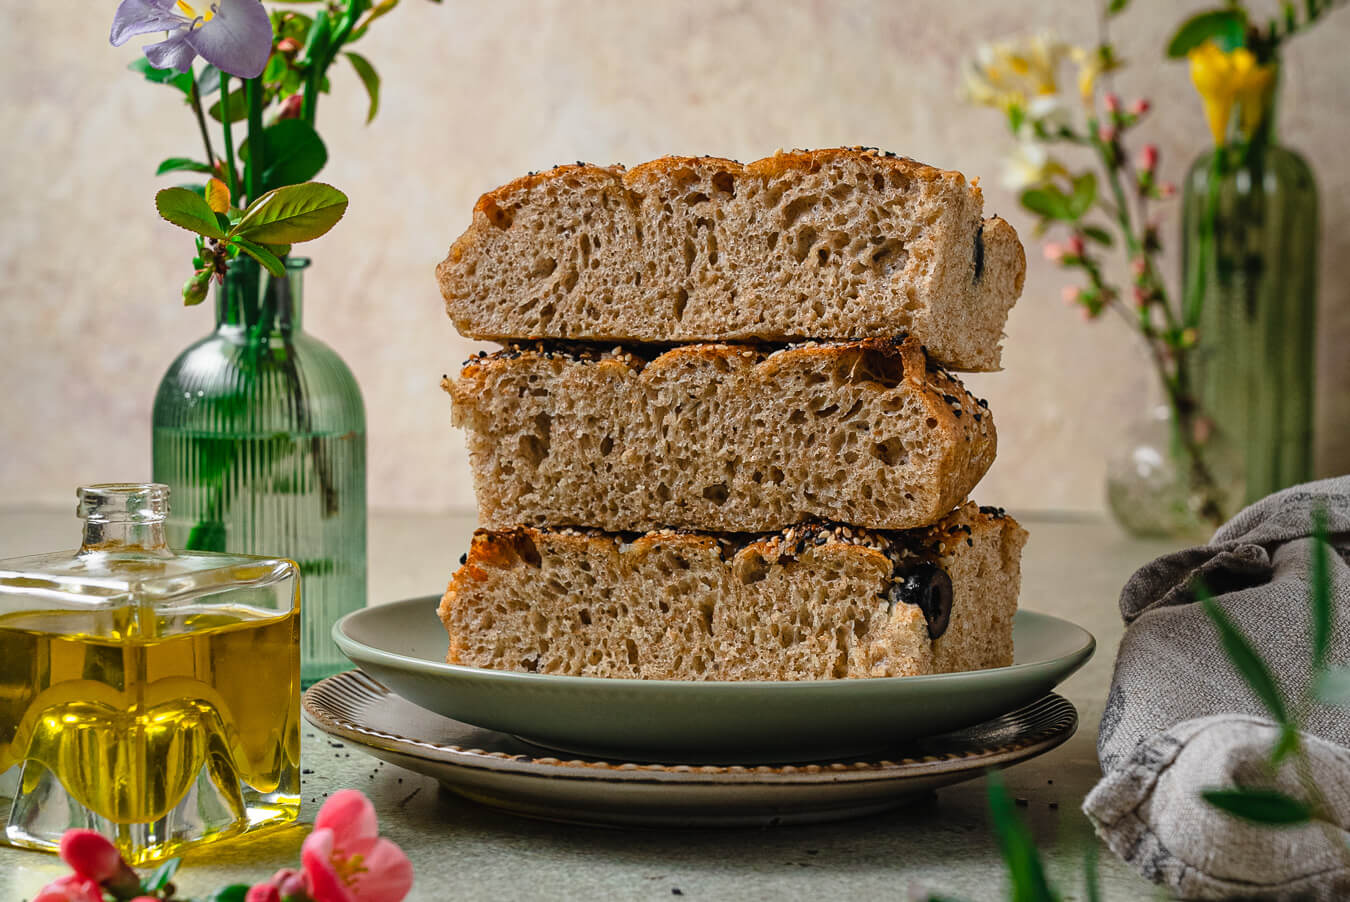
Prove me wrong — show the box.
[110,0,273,79]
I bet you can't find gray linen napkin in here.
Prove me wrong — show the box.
[1084,476,1350,900]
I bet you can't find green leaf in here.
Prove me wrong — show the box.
[157,157,214,176]
[350,0,400,41]
[129,58,193,93]
[156,187,228,239]
[231,182,348,244]
[1107,0,1130,12]
[208,885,252,902]
[1081,225,1114,246]
[987,773,1059,902]
[239,120,328,193]
[1020,186,1072,221]
[345,51,381,123]
[231,237,287,277]
[1271,723,1301,764]
[1315,668,1350,707]
[1067,172,1097,218]
[141,858,181,892]
[1166,9,1248,57]
[1199,586,1291,727]
[209,86,250,123]
[196,63,222,97]
[1202,788,1313,824]
[1311,505,1333,672]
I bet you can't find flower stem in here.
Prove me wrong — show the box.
[219,72,238,204]
[188,76,217,172]
[244,77,265,206]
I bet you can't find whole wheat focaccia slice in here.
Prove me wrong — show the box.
[439,503,1027,680]
[446,335,995,532]
[437,147,1025,371]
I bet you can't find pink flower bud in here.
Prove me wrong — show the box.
[1130,98,1151,116]
[1043,242,1065,262]
[1139,144,1159,172]
[33,876,102,902]
[1131,257,1148,279]
[246,886,282,902]
[59,830,124,883]
[276,37,300,55]
[1066,234,1085,257]
[1160,182,1177,198]
[277,93,304,121]
[1098,124,1116,144]
[1104,92,1121,113]
[1133,285,1149,307]
[1061,284,1081,305]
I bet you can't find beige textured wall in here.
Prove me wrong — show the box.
[2,1,1347,514]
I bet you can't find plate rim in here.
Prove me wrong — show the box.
[302,670,1080,785]
[336,595,1097,691]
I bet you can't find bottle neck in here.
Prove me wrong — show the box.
[76,484,174,558]
[215,257,308,334]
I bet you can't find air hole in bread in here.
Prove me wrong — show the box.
[925,416,939,429]
[510,531,541,568]
[783,195,814,227]
[685,192,709,205]
[702,483,729,504]
[737,553,768,585]
[530,257,557,278]
[519,432,548,467]
[599,435,614,456]
[872,437,908,466]
[814,403,839,418]
[711,171,735,194]
[792,227,817,264]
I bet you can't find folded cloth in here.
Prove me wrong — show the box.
[1084,476,1350,900]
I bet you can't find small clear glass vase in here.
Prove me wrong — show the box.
[151,258,366,686]
[1106,404,1244,541]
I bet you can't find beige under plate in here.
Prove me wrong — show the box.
[302,671,1077,828]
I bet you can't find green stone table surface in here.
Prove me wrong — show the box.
[0,508,1181,901]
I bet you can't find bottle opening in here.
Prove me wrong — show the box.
[77,484,170,523]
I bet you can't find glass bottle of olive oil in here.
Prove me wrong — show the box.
[0,484,300,865]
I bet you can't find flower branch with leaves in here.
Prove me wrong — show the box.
[962,10,1238,527]
[111,0,440,311]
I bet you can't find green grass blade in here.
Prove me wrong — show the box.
[1202,788,1313,825]
[1311,505,1332,673]
[1084,841,1102,902]
[1198,585,1291,727]
[987,772,1059,902]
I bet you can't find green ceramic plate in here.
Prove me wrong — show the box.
[334,596,1094,764]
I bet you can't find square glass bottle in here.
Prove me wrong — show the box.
[0,484,301,865]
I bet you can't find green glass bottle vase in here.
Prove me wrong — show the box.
[1183,128,1318,505]
[152,258,366,686]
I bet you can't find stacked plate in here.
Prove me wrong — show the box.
[303,596,1094,827]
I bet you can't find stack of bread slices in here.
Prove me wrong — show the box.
[435,148,1029,681]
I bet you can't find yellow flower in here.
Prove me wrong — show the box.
[1001,141,1066,191]
[963,32,1069,115]
[1188,42,1276,145]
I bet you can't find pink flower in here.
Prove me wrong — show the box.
[301,791,413,902]
[1138,144,1159,173]
[1042,242,1065,262]
[277,93,304,121]
[248,868,310,902]
[1065,234,1085,257]
[1061,284,1081,305]
[1130,98,1151,116]
[1159,181,1177,198]
[246,885,282,902]
[1131,257,1148,279]
[58,829,140,896]
[1103,92,1120,114]
[33,875,103,902]
[1098,123,1117,144]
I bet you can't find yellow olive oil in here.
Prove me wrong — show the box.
[0,605,301,864]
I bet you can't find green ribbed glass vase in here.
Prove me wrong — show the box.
[152,258,366,687]
[1184,124,1319,504]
